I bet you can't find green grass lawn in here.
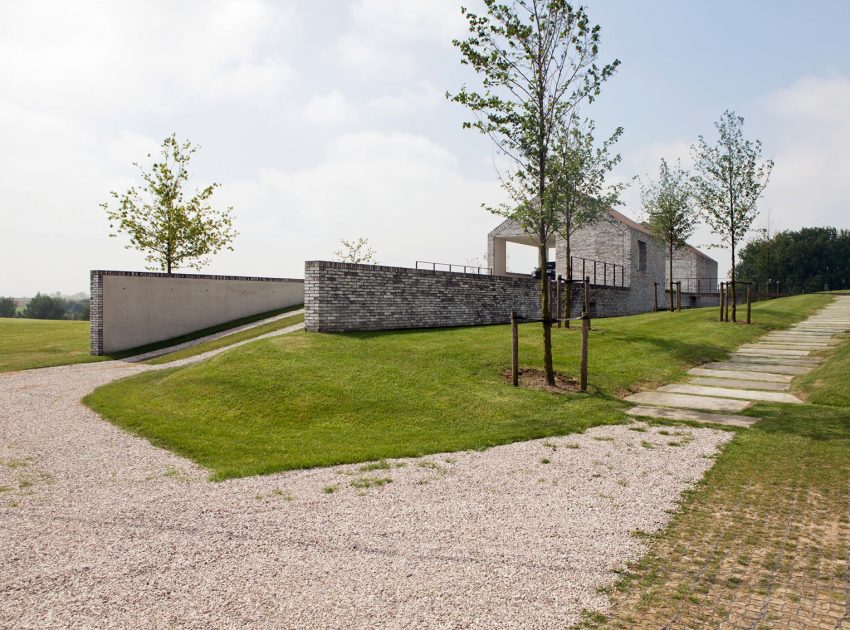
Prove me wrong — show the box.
[84,294,830,479]
[585,310,850,628]
[0,318,107,372]
[144,312,305,364]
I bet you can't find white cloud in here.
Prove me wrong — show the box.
[303,91,351,125]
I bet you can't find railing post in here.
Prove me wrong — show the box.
[603,262,607,286]
[584,276,591,330]
[593,261,597,285]
[746,285,752,324]
[725,282,731,322]
[676,281,682,311]
[719,282,725,321]
[653,282,658,312]
[511,311,519,387]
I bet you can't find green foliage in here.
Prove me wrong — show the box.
[0,297,15,318]
[691,111,773,320]
[85,294,827,479]
[737,226,850,293]
[449,0,619,384]
[102,134,237,273]
[641,159,698,309]
[22,293,67,319]
[334,237,378,264]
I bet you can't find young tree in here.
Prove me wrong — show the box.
[334,237,378,264]
[102,134,237,274]
[641,158,698,312]
[22,293,66,320]
[691,111,773,322]
[551,117,624,324]
[0,296,16,318]
[450,0,619,385]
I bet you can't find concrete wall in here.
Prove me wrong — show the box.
[305,261,645,333]
[666,246,719,294]
[91,270,304,354]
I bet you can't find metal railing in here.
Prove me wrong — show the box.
[670,277,720,294]
[415,261,493,275]
[569,256,625,288]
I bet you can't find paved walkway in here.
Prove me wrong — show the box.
[624,296,850,427]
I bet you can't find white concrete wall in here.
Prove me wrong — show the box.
[93,271,304,354]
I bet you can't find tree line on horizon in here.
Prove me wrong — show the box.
[0,293,90,320]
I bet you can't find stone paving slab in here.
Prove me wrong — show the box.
[727,355,822,366]
[625,406,757,428]
[624,391,751,413]
[687,368,794,383]
[702,362,813,375]
[736,347,810,356]
[689,377,790,392]
[743,341,831,348]
[659,384,802,404]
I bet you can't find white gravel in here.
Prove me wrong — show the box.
[0,354,733,629]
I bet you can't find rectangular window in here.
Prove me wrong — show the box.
[638,240,647,272]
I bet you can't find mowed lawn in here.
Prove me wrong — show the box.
[0,318,107,372]
[84,294,830,479]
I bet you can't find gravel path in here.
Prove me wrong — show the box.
[0,338,733,628]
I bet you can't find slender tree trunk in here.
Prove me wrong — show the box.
[731,236,737,322]
[540,229,554,386]
[669,239,674,312]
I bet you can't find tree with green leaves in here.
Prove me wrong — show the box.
[102,134,237,274]
[691,111,773,322]
[449,0,619,385]
[0,297,16,318]
[23,293,66,320]
[641,158,698,312]
[551,117,624,324]
[334,237,378,264]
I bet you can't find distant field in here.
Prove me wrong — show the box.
[86,294,830,479]
[0,318,106,372]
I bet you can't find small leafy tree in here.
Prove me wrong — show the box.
[691,111,773,322]
[23,293,67,319]
[641,158,698,312]
[0,297,16,318]
[102,134,237,274]
[449,0,619,385]
[334,237,378,264]
[551,117,624,324]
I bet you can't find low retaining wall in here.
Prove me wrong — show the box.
[304,261,635,333]
[91,270,304,354]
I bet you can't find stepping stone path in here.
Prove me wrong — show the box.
[625,296,850,428]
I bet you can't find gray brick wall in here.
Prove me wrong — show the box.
[305,261,648,333]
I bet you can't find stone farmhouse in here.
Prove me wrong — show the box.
[487,208,718,313]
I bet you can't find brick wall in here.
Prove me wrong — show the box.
[305,261,645,333]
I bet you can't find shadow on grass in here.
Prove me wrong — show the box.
[747,402,850,441]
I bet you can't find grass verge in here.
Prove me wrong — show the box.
[84,294,829,479]
[144,312,305,364]
[579,302,850,629]
[0,318,107,372]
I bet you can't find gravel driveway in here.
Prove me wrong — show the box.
[0,352,732,629]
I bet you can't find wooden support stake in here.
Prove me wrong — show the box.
[580,312,589,392]
[719,282,725,321]
[725,282,731,322]
[556,275,562,328]
[511,311,518,387]
[653,282,658,312]
[676,281,682,311]
[746,285,752,324]
[583,277,591,330]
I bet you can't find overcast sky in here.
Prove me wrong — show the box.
[2,0,849,295]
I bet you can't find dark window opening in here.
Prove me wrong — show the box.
[638,240,647,272]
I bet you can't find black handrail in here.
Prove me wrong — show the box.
[569,256,625,287]
[415,261,493,275]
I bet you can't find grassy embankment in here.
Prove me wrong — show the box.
[0,305,303,372]
[581,302,850,628]
[85,294,829,479]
